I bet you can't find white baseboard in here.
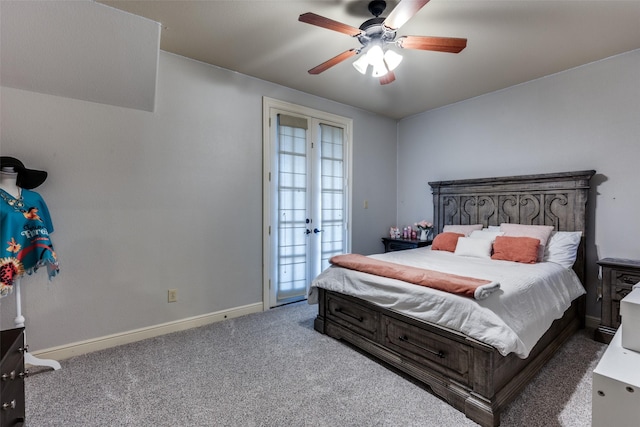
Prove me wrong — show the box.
[31,306,602,363]
[31,302,263,362]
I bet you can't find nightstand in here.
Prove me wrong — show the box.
[1,328,26,427]
[382,237,431,253]
[595,258,640,344]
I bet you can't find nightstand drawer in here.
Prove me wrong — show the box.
[615,271,640,288]
[381,237,430,253]
[388,240,418,251]
[612,285,634,302]
[596,258,640,343]
[611,270,640,302]
[1,328,25,427]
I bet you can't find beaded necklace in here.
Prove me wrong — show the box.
[0,188,26,213]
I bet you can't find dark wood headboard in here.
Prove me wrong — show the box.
[429,170,595,282]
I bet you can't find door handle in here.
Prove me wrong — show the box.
[313,228,323,234]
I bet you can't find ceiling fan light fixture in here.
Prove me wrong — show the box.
[367,45,389,77]
[352,54,369,74]
[371,62,389,78]
[383,49,403,71]
[300,1,466,84]
[367,45,385,66]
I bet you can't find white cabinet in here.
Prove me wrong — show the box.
[592,329,640,426]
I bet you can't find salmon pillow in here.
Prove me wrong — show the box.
[499,223,554,262]
[491,236,540,264]
[431,232,465,252]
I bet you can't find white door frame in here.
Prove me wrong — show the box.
[262,97,353,310]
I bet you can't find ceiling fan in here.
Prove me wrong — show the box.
[299,0,467,85]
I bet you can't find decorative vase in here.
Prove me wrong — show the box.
[419,229,429,241]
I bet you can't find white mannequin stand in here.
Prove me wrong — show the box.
[1,167,61,370]
[12,278,61,370]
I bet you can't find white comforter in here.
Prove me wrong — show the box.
[308,246,585,358]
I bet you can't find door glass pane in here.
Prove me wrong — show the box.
[319,123,344,272]
[276,120,308,301]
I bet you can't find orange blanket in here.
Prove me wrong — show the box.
[329,253,499,299]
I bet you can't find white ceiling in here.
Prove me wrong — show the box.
[100,1,640,119]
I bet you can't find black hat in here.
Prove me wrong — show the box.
[0,156,48,189]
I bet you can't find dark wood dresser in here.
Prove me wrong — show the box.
[382,237,431,253]
[595,258,640,344]
[1,328,26,427]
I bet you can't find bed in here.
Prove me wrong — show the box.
[309,170,595,427]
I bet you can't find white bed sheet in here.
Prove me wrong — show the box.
[308,246,586,358]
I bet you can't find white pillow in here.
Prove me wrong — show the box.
[454,237,492,259]
[443,224,483,237]
[469,229,504,242]
[544,231,582,268]
[487,225,501,232]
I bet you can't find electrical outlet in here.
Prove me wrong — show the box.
[364,200,368,209]
[168,289,178,303]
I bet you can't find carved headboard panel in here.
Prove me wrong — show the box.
[429,170,595,282]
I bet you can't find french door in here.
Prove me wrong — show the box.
[263,98,352,309]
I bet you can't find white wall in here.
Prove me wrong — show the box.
[6,6,634,354]
[0,52,398,351]
[397,49,640,317]
[1,1,160,112]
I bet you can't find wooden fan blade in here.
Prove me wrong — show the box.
[383,0,431,30]
[398,36,467,53]
[299,12,363,37]
[379,71,396,85]
[308,49,358,75]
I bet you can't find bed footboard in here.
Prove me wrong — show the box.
[314,288,582,427]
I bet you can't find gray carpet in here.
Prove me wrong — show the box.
[26,302,606,426]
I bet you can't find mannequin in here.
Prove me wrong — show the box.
[0,166,21,198]
[0,160,61,370]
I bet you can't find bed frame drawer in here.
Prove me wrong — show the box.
[383,316,471,385]
[326,293,379,340]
